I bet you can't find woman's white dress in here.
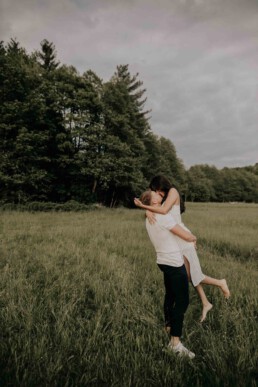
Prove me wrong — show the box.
[170,205,205,287]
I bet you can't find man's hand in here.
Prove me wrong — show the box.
[146,210,156,224]
[171,224,197,243]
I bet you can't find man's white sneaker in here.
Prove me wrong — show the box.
[168,342,195,359]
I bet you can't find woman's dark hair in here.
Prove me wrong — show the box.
[149,175,185,214]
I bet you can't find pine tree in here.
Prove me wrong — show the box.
[37,39,59,71]
[0,39,74,203]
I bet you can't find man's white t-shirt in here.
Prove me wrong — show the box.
[145,213,183,267]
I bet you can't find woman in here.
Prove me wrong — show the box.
[134,175,230,323]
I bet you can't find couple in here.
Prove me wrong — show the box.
[134,175,230,359]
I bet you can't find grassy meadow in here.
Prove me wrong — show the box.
[0,203,257,386]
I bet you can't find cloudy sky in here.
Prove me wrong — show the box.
[1,0,258,169]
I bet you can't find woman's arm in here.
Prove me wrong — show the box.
[134,188,179,214]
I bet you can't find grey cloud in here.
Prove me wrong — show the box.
[1,0,258,168]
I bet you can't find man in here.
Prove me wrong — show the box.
[139,190,196,359]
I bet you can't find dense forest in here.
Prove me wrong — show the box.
[1,39,258,206]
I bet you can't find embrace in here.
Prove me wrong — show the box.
[134,175,230,359]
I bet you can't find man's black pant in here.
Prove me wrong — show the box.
[158,264,189,338]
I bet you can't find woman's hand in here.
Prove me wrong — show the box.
[134,198,144,208]
[146,210,156,224]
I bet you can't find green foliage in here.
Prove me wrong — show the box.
[186,164,258,203]
[0,200,99,212]
[36,39,60,71]
[156,137,186,187]
[1,38,257,206]
[0,39,74,203]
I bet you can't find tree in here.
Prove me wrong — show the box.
[2,39,257,206]
[0,39,74,203]
[101,65,151,205]
[0,39,51,202]
[187,165,214,202]
[157,137,186,187]
[37,39,59,71]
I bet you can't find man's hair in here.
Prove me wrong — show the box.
[140,190,152,205]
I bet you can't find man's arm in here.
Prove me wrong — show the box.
[170,224,197,243]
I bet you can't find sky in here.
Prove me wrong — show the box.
[1,0,258,169]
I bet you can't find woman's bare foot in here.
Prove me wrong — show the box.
[220,279,230,299]
[200,303,213,323]
[164,326,171,335]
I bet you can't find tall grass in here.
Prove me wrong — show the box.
[183,203,258,260]
[0,205,257,386]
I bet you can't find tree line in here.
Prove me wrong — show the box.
[1,39,258,206]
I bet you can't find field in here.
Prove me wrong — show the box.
[0,203,257,386]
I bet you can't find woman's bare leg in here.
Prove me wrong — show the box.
[201,276,230,298]
[183,256,213,322]
[195,284,213,322]
[183,256,191,281]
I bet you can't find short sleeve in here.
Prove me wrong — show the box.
[158,214,177,230]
